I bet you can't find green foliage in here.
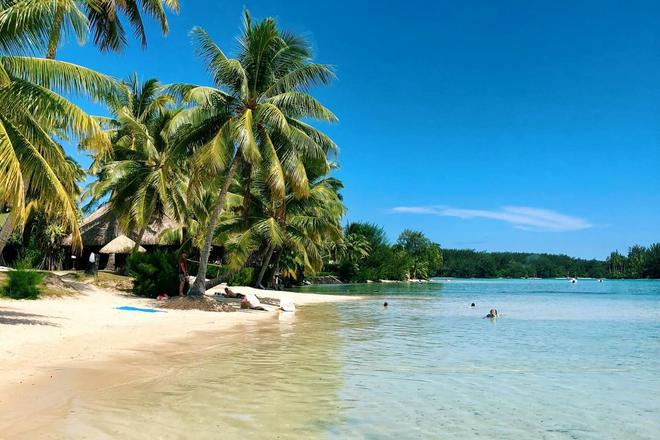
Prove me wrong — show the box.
[1,264,45,299]
[328,224,660,282]
[127,250,179,298]
[228,267,255,286]
[395,229,443,279]
[84,75,187,252]
[332,224,443,282]
[173,13,339,292]
[606,244,660,279]
[442,249,608,278]
[5,212,70,269]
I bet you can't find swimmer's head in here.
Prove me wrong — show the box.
[383,302,388,308]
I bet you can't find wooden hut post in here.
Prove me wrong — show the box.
[106,253,116,271]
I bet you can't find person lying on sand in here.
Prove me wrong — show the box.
[485,308,498,319]
[222,287,245,299]
[241,294,267,311]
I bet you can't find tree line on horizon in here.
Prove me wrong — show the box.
[443,244,660,279]
[323,222,660,281]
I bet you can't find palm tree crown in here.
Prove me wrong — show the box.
[86,75,186,251]
[0,6,118,252]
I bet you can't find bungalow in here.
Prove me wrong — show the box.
[62,205,178,271]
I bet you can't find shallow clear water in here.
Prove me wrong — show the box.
[10,280,660,439]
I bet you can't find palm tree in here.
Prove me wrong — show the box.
[86,75,186,252]
[335,232,371,264]
[169,11,337,295]
[218,167,345,288]
[0,7,118,256]
[0,0,179,59]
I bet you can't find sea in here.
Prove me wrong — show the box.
[9,279,660,439]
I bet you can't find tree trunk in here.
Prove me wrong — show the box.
[46,5,65,59]
[255,245,275,289]
[270,251,282,289]
[106,253,116,271]
[0,209,18,261]
[132,199,157,254]
[241,163,252,226]
[132,224,148,253]
[189,155,240,296]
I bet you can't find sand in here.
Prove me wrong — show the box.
[0,278,355,406]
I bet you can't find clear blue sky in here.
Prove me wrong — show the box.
[58,0,660,259]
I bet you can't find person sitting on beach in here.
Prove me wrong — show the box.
[178,252,188,297]
[223,287,245,299]
[485,308,498,319]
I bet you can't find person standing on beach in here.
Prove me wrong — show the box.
[178,253,189,296]
[88,252,98,279]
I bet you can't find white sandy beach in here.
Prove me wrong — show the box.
[0,278,355,407]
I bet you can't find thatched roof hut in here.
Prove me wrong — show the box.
[62,205,178,248]
[99,235,146,254]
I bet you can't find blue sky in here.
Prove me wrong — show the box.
[58,0,660,259]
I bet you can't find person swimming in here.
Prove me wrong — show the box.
[383,301,388,308]
[485,308,498,318]
[470,302,476,307]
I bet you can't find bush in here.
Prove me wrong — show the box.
[127,251,179,298]
[2,267,45,299]
[228,267,255,286]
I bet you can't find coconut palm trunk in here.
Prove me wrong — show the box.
[131,199,157,253]
[270,250,282,288]
[46,5,66,59]
[0,210,17,261]
[189,155,240,295]
[132,224,148,253]
[255,244,275,288]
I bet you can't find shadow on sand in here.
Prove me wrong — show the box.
[0,308,61,327]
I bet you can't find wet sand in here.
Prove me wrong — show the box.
[0,282,356,437]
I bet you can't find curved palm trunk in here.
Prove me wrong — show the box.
[132,224,148,253]
[131,200,157,253]
[46,5,65,59]
[0,209,18,261]
[189,155,239,295]
[255,245,275,288]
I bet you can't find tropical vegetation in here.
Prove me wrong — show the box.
[326,223,444,282]
[165,13,339,294]
[0,1,658,297]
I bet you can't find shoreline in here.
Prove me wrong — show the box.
[0,282,357,412]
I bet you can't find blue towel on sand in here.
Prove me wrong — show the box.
[116,306,165,313]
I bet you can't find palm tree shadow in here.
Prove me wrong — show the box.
[0,308,62,327]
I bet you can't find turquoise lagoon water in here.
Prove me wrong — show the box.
[12,279,660,439]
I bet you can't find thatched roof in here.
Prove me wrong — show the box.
[62,205,178,247]
[99,235,146,254]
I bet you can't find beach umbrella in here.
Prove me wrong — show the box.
[99,235,146,254]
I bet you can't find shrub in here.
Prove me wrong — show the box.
[127,251,179,298]
[228,267,255,286]
[2,266,45,299]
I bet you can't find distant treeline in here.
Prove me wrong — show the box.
[441,249,606,278]
[442,244,660,279]
[326,222,660,281]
